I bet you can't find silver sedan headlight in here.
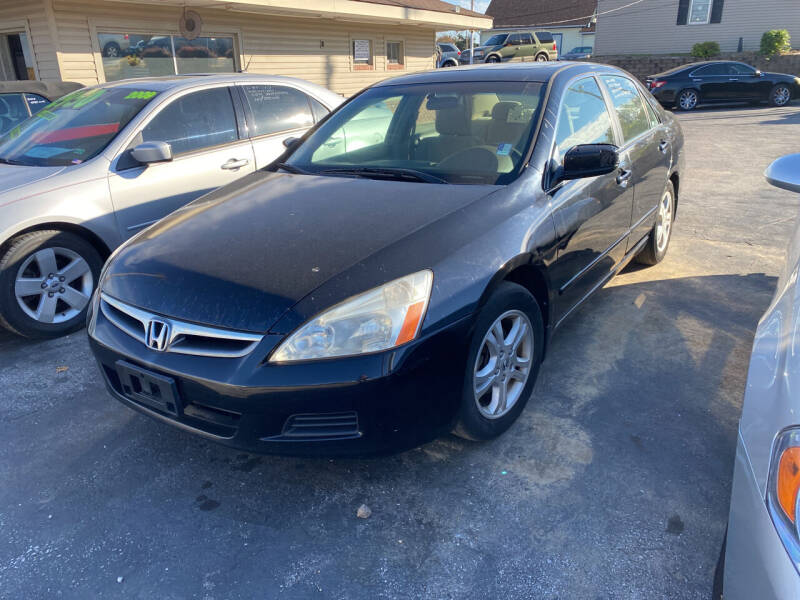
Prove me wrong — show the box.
[269,270,433,363]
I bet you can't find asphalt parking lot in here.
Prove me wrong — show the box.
[2,103,800,599]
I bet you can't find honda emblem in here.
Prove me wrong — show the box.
[146,319,170,352]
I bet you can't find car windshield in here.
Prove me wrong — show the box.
[484,34,508,47]
[0,87,159,167]
[285,81,545,186]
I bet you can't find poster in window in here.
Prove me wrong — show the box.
[353,39,371,62]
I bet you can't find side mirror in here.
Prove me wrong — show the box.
[755,69,764,77]
[130,141,172,165]
[283,137,301,150]
[561,143,619,181]
[765,154,800,193]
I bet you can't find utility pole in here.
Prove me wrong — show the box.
[469,0,474,64]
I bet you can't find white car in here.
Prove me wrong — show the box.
[0,74,342,338]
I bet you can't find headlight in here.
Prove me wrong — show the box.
[767,427,800,571]
[269,270,433,363]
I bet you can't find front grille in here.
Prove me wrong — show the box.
[266,412,361,441]
[100,293,262,358]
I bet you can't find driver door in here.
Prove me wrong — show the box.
[108,86,255,238]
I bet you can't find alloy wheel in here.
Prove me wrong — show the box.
[678,90,698,110]
[536,54,547,62]
[473,309,533,419]
[14,247,93,324]
[656,189,673,253]
[773,86,791,106]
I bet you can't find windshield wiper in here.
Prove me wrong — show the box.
[318,167,447,184]
[274,162,311,175]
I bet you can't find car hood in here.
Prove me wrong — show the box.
[0,164,67,196]
[102,171,497,333]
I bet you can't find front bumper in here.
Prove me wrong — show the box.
[724,432,800,599]
[87,298,474,456]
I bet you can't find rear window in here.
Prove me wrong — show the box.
[535,31,554,43]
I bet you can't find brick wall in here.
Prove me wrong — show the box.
[580,52,800,82]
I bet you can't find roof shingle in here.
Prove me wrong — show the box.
[486,0,597,28]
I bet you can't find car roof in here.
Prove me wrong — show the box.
[655,60,749,76]
[373,61,623,86]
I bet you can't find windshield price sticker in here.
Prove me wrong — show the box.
[124,91,157,100]
[497,143,513,156]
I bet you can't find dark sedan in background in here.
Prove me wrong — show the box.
[88,62,684,456]
[647,60,800,110]
[0,80,82,135]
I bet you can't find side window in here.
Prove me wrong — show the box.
[141,87,238,155]
[643,94,661,128]
[535,31,554,43]
[308,97,329,123]
[521,33,534,45]
[728,63,755,76]
[600,75,651,143]
[0,93,30,134]
[508,34,523,45]
[24,93,50,115]
[242,85,314,136]
[554,77,615,160]
[692,64,726,77]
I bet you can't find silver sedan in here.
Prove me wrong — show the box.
[722,153,800,598]
[0,74,342,338]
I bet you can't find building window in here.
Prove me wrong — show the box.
[97,32,236,82]
[386,41,404,70]
[0,32,36,80]
[688,0,712,24]
[352,39,373,70]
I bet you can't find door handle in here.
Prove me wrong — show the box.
[221,158,249,170]
[728,78,739,81]
[616,168,632,187]
[658,140,669,154]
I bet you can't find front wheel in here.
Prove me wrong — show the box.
[770,84,792,107]
[0,230,102,338]
[636,181,675,266]
[453,282,544,441]
[486,55,501,64]
[675,88,699,111]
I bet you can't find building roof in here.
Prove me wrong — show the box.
[486,0,597,28]
[354,0,486,19]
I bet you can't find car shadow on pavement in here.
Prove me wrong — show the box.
[0,271,777,598]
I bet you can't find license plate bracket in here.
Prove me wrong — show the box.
[115,360,181,417]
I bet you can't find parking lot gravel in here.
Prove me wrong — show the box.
[1,104,799,599]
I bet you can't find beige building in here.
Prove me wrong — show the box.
[595,0,800,55]
[0,0,490,96]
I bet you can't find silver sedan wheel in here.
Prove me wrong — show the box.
[14,247,93,324]
[656,188,673,253]
[473,309,533,419]
[773,86,791,106]
[678,90,698,110]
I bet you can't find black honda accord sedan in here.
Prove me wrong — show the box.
[87,62,684,455]
[647,60,800,110]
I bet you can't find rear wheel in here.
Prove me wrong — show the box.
[453,282,544,441]
[770,84,792,107]
[675,89,699,111]
[535,53,548,62]
[486,55,501,64]
[0,230,102,338]
[636,181,675,266]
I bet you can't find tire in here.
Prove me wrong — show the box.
[486,55,501,64]
[535,53,548,62]
[711,528,726,600]
[675,88,699,111]
[0,230,103,339]
[769,83,792,107]
[636,180,675,266]
[453,281,544,441]
[102,42,121,58]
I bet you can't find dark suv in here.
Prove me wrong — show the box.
[460,31,557,64]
